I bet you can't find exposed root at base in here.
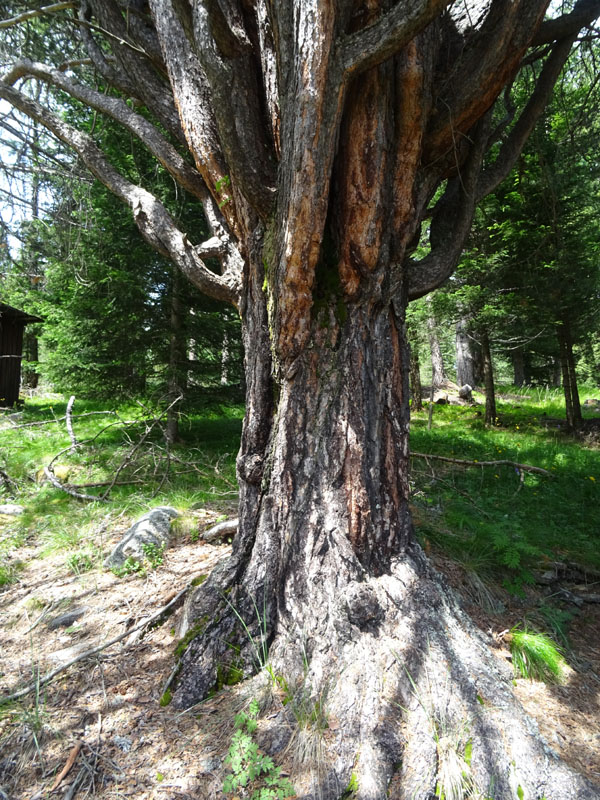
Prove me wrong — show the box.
[174,545,600,799]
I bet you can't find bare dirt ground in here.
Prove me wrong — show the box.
[1,512,599,799]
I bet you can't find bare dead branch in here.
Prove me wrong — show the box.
[0,82,241,306]
[4,59,211,203]
[0,467,19,492]
[532,0,600,45]
[411,451,552,476]
[49,741,83,792]
[65,395,78,451]
[43,466,106,502]
[202,518,238,542]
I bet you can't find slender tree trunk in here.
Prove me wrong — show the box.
[512,348,528,387]
[552,356,562,388]
[481,327,496,426]
[166,268,186,444]
[409,343,423,411]
[557,320,582,428]
[426,296,446,388]
[220,329,231,386]
[456,316,476,387]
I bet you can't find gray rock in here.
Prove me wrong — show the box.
[47,606,89,630]
[112,735,132,753]
[0,504,24,515]
[48,643,90,665]
[103,506,179,569]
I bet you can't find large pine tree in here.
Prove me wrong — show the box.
[2,2,600,796]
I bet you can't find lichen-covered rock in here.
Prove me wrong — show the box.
[0,504,24,515]
[103,506,179,569]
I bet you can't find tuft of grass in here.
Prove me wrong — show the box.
[0,560,24,587]
[66,551,95,575]
[509,627,567,683]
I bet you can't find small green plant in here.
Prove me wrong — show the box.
[341,771,359,797]
[159,689,172,707]
[0,560,24,587]
[142,541,165,569]
[113,556,144,577]
[66,551,94,575]
[223,698,295,799]
[509,627,567,683]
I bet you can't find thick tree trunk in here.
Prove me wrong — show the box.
[5,3,600,797]
[174,264,596,798]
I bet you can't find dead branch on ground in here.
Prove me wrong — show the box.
[411,451,551,476]
[0,467,18,493]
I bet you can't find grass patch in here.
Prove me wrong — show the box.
[509,627,567,683]
[0,394,242,577]
[2,386,598,598]
[410,385,600,591]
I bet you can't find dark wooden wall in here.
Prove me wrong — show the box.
[0,305,40,407]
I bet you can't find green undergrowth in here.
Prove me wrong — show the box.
[2,386,598,602]
[410,385,600,592]
[0,394,243,579]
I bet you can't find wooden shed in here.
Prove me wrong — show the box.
[0,303,42,407]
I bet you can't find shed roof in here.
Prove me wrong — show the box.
[0,303,42,324]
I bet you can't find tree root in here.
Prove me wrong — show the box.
[173,544,599,799]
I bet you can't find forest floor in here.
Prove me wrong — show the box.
[0,507,599,800]
[1,390,600,798]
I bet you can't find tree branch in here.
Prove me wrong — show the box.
[155,0,276,218]
[532,0,600,45]
[407,113,492,300]
[476,35,577,201]
[0,2,75,29]
[84,0,184,145]
[0,82,240,306]
[5,59,210,203]
[148,0,241,235]
[341,0,452,77]
[0,585,190,704]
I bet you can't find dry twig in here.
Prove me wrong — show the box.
[49,740,83,791]
[411,451,551,476]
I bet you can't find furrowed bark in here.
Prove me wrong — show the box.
[150,0,242,236]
